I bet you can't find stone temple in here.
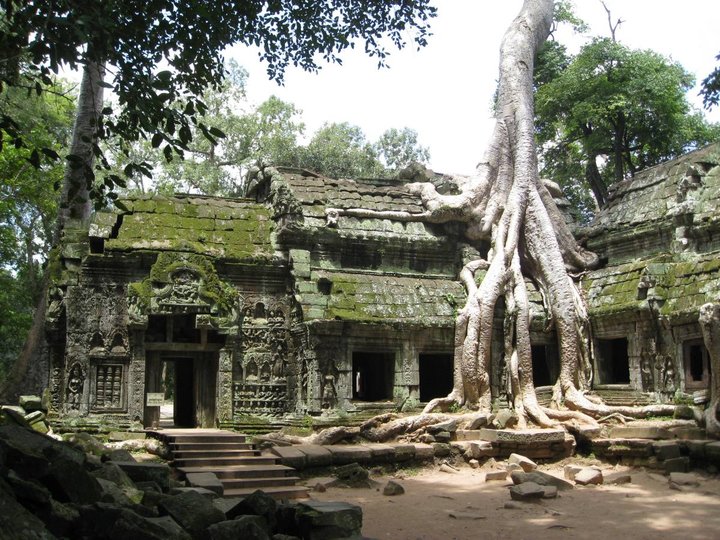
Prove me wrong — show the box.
[13,143,720,430]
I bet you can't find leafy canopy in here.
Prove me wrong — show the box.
[0,0,436,200]
[535,37,720,219]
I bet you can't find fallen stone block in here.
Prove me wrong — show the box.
[478,428,565,444]
[510,470,573,491]
[485,470,508,481]
[413,443,434,460]
[333,463,371,487]
[508,453,537,472]
[609,426,670,440]
[392,444,416,462]
[208,515,270,540]
[158,490,226,537]
[295,500,363,540]
[368,444,395,463]
[703,441,720,463]
[574,468,603,486]
[604,472,632,485]
[117,462,171,492]
[463,413,493,430]
[382,480,405,496]
[541,485,558,499]
[18,395,44,412]
[463,441,496,460]
[684,440,708,460]
[509,481,545,501]
[669,472,701,486]
[427,419,458,434]
[563,465,582,481]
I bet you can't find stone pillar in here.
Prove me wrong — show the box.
[216,346,234,424]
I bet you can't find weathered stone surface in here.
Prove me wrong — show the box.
[685,440,708,459]
[463,441,496,460]
[469,459,480,469]
[18,395,44,412]
[186,472,224,496]
[294,445,333,467]
[64,432,107,456]
[42,457,102,504]
[368,444,395,462]
[427,419,458,434]
[392,444,416,461]
[604,472,632,485]
[93,462,137,490]
[118,462,171,492]
[478,428,565,444]
[97,477,134,506]
[703,441,720,462]
[510,471,573,491]
[663,456,690,473]
[271,446,307,470]
[413,443,434,460]
[508,453,537,472]
[509,481,545,501]
[485,470,508,481]
[434,431,452,443]
[541,485,558,499]
[170,486,220,499]
[463,413,492,430]
[325,445,373,465]
[295,501,362,540]
[382,480,405,496]
[105,449,137,463]
[159,490,226,537]
[563,465,583,481]
[6,469,51,505]
[226,489,277,530]
[439,463,460,474]
[653,441,682,461]
[609,426,670,440]
[208,515,271,540]
[574,468,603,486]
[432,442,452,457]
[146,516,192,540]
[333,463,371,487]
[1,405,31,428]
[0,477,55,539]
[669,472,701,486]
[492,409,518,429]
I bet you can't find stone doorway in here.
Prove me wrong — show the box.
[595,338,630,385]
[144,352,219,428]
[419,353,453,402]
[352,351,395,401]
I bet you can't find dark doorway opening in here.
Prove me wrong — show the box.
[531,345,560,387]
[419,353,453,402]
[596,338,630,384]
[171,358,195,427]
[684,340,710,389]
[352,352,394,401]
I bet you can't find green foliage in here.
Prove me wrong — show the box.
[0,79,74,377]
[374,127,431,171]
[700,51,720,109]
[1,0,436,201]
[535,37,720,220]
[298,122,384,179]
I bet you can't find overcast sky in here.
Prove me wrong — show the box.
[227,0,720,176]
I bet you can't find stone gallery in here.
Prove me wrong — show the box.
[36,143,720,429]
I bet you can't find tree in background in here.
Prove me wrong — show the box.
[700,51,720,109]
[374,127,431,172]
[0,80,75,380]
[535,35,719,220]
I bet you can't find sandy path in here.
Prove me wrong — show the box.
[308,463,720,540]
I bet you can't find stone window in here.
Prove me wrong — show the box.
[683,340,710,390]
[531,344,560,387]
[595,338,630,385]
[419,353,453,402]
[93,363,124,410]
[352,351,395,401]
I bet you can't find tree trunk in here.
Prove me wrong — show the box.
[0,60,105,403]
[585,152,607,208]
[700,303,720,436]
[56,59,105,236]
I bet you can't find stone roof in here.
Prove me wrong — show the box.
[89,194,277,261]
[295,269,465,326]
[273,171,449,246]
[587,143,720,235]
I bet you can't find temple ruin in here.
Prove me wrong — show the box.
[31,142,720,430]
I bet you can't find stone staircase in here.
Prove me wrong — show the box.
[148,428,308,499]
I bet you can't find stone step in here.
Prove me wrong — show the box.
[178,464,295,479]
[170,442,255,451]
[221,476,302,490]
[173,455,279,467]
[172,449,260,459]
[222,485,309,499]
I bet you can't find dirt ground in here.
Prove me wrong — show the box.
[307,461,720,540]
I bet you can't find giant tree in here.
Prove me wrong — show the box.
[328,0,675,428]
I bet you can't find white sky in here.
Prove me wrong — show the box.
[227,0,720,176]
